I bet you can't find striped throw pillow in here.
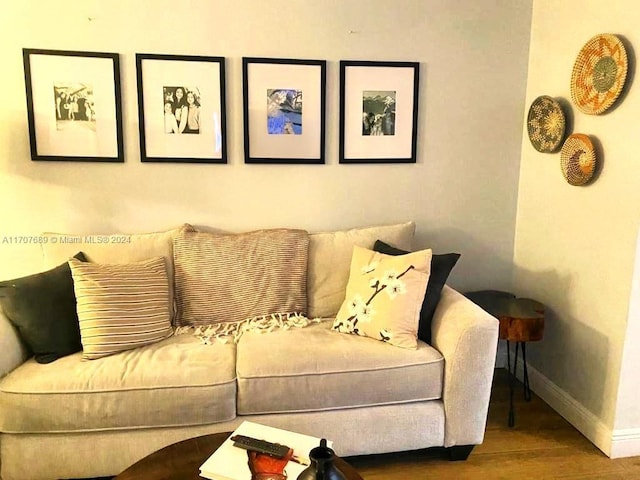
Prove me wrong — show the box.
[68,257,173,360]
[173,229,309,327]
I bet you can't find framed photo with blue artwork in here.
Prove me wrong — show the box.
[22,48,124,162]
[136,53,227,163]
[242,57,326,164]
[339,60,419,164]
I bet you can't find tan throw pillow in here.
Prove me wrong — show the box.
[68,257,173,360]
[332,246,432,349]
[173,228,309,327]
[307,222,415,318]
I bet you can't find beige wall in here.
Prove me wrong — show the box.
[0,1,532,286]
[514,0,640,457]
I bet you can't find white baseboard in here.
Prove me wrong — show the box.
[610,428,640,458]
[510,362,622,457]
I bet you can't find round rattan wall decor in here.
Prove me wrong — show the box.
[560,134,596,186]
[527,95,566,152]
[570,33,628,115]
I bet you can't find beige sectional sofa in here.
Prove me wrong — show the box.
[0,222,498,480]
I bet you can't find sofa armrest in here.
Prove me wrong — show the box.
[431,285,498,447]
[0,309,29,378]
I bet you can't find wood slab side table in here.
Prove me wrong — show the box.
[464,290,545,427]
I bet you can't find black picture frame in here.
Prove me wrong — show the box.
[242,57,326,164]
[339,60,419,164]
[22,48,124,162]
[136,53,227,163]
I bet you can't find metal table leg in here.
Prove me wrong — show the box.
[506,341,533,427]
[522,341,531,402]
[507,340,515,427]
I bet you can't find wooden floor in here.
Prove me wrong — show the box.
[346,369,640,479]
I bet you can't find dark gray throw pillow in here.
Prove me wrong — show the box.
[0,252,86,364]
[374,240,460,344]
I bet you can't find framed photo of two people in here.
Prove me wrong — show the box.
[136,53,227,163]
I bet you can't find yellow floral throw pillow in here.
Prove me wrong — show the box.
[332,245,432,349]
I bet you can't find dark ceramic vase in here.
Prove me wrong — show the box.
[296,439,346,480]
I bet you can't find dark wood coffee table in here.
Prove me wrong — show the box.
[115,431,363,480]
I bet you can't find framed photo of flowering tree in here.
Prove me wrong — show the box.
[242,57,326,164]
[136,53,227,163]
[23,48,124,162]
[339,60,419,164]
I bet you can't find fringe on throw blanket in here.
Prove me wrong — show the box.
[174,312,322,344]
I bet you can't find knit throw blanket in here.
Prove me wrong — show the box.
[174,312,321,344]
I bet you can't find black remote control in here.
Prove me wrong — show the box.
[231,435,291,458]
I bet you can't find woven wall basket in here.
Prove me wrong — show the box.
[560,134,596,186]
[527,95,566,152]
[570,33,628,115]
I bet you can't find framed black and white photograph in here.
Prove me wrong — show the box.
[339,60,419,164]
[22,48,124,162]
[136,53,227,163]
[243,57,326,164]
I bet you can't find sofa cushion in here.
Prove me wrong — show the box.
[41,224,193,322]
[236,321,443,415]
[69,257,173,360]
[307,222,415,318]
[0,252,86,364]
[332,246,431,349]
[0,334,236,433]
[374,240,461,344]
[173,228,309,327]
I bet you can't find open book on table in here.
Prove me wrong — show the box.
[199,421,330,480]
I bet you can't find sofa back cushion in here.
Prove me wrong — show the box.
[307,222,415,318]
[173,228,309,327]
[41,224,192,322]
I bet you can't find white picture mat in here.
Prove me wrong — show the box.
[343,65,416,159]
[247,62,322,159]
[142,59,223,159]
[29,54,118,158]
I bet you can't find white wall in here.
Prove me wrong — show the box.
[514,0,640,457]
[0,0,532,287]
[612,227,640,457]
